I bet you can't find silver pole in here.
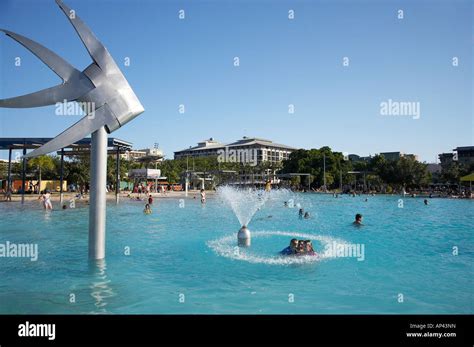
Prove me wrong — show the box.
[89,126,107,260]
[60,149,64,205]
[323,153,326,192]
[185,173,188,197]
[7,148,12,192]
[21,147,26,204]
[115,147,120,204]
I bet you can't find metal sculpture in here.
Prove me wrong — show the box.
[0,0,145,259]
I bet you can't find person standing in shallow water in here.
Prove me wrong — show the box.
[39,190,53,210]
[265,180,271,192]
[4,188,12,201]
[200,189,206,204]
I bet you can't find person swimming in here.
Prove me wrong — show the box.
[424,199,428,205]
[303,240,315,255]
[353,213,363,225]
[297,240,305,253]
[304,212,310,219]
[280,239,299,255]
[144,204,152,214]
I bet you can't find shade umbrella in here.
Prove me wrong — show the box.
[460,172,474,192]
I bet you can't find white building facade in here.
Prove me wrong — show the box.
[174,137,295,165]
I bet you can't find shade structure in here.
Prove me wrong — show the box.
[460,173,474,182]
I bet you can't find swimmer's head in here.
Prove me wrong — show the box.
[290,238,298,248]
[355,213,363,222]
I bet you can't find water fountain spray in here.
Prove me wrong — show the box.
[217,186,289,247]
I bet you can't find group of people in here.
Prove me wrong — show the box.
[279,214,364,256]
[280,238,317,256]
[133,183,179,195]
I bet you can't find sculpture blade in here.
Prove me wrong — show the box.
[0,82,92,108]
[0,29,80,81]
[55,0,115,69]
[24,105,116,158]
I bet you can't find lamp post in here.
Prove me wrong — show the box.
[323,153,326,192]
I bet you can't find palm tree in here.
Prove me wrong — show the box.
[28,155,55,194]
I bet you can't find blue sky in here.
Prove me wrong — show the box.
[0,0,472,162]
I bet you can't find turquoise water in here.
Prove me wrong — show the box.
[0,193,472,314]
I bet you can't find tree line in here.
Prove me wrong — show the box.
[1,146,472,191]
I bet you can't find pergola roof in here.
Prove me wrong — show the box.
[277,173,311,178]
[0,137,133,151]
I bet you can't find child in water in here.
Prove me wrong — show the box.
[143,204,152,214]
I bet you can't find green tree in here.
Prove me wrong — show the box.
[64,155,90,188]
[440,162,473,184]
[369,155,431,189]
[282,147,353,189]
[28,155,55,193]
